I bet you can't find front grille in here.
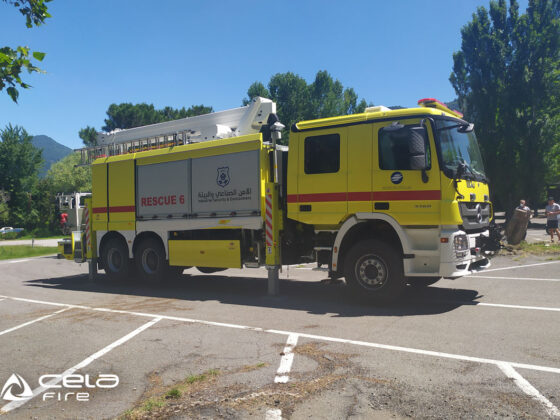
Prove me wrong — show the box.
[459,202,490,230]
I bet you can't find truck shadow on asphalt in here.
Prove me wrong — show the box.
[25,272,482,318]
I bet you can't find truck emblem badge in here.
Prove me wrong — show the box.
[390,172,403,184]
[217,167,230,188]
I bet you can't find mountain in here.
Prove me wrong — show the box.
[31,135,73,177]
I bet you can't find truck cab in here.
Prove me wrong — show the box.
[286,99,491,299]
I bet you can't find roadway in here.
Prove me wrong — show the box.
[0,255,558,419]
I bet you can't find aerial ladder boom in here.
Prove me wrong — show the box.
[77,97,277,164]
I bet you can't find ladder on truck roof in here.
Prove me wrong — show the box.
[76,97,277,165]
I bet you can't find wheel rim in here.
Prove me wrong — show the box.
[107,248,123,272]
[354,254,388,290]
[141,248,159,274]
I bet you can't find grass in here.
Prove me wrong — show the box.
[165,388,181,399]
[502,240,560,257]
[0,245,58,260]
[120,369,221,419]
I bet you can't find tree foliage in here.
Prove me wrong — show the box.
[101,103,213,133]
[450,0,560,213]
[243,70,368,142]
[0,124,43,228]
[79,126,97,147]
[1,0,50,102]
[46,152,91,193]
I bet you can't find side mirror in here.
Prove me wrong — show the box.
[382,121,405,132]
[408,127,428,170]
[458,123,474,133]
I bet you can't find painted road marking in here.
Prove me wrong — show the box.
[471,302,560,312]
[0,317,161,414]
[274,334,299,384]
[268,333,299,418]
[498,362,560,418]
[1,294,559,376]
[481,260,560,273]
[467,275,560,282]
[0,308,70,337]
[265,408,282,420]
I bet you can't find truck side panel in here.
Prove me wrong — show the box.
[289,128,348,227]
[348,124,373,214]
[371,118,441,226]
[92,163,108,232]
[168,240,241,268]
[108,159,136,231]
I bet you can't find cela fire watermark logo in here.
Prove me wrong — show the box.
[1,373,33,402]
[217,167,230,187]
[1,372,119,404]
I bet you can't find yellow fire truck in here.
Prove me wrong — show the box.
[62,97,492,301]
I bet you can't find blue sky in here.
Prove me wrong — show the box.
[1,0,529,149]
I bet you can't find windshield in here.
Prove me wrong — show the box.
[436,119,486,181]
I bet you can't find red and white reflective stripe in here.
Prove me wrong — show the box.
[84,206,91,253]
[265,193,273,247]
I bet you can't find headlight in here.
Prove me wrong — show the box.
[454,235,469,251]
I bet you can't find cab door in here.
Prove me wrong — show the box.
[295,128,348,226]
[372,119,441,225]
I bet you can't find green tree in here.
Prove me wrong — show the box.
[450,0,560,214]
[0,124,43,228]
[33,178,58,233]
[79,126,98,147]
[100,103,213,133]
[1,0,50,102]
[242,82,270,106]
[243,70,368,143]
[46,152,91,193]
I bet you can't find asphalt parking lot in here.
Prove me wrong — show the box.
[0,254,559,419]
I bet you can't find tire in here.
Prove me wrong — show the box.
[344,239,405,302]
[135,237,168,285]
[101,238,131,282]
[197,267,226,274]
[407,277,441,288]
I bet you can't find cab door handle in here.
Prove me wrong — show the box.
[300,205,312,212]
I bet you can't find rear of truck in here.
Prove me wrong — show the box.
[80,133,281,283]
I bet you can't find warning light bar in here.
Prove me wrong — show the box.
[417,98,464,119]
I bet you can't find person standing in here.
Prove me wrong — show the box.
[517,199,532,227]
[545,197,560,243]
[517,199,531,213]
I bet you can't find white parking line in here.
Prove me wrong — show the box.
[481,260,560,273]
[0,295,559,376]
[265,408,282,420]
[474,302,560,312]
[274,334,299,384]
[467,275,560,282]
[0,317,161,413]
[0,308,70,337]
[498,362,560,417]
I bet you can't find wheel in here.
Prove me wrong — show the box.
[101,238,131,282]
[196,267,226,274]
[344,239,405,302]
[135,237,168,285]
[407,277,441,288]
